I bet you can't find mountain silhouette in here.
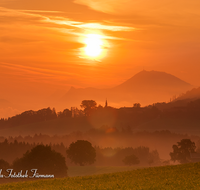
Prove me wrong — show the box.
[60,70,193,108]
[113,70,191,92]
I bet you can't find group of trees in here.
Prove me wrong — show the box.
[155,98,200,120]
[0,100,161,129]
[0,139,162,179]
[1,132,198,166]
[0,139,66,164]
[0,107,58,127]
[66,140,153,166]
[0,140,95,177]
[2,98,200,125]
[0,137,198,179]
[0,100,98,127]
[66,138,200,166]
[94,146,160,166]
[0,139,159,167]
[66,141,160,166]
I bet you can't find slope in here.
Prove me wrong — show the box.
[0,162,200,189]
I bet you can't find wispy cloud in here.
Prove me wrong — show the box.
[45,17,135,31]
[20,10,62,13]
[0,61,112,89]
[0,62,84,78]
[0,6,135,32]
[0,61,93,88]
[74,22,134,31]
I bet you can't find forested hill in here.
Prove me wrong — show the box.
[0,105,160,131]
[1,98,200,136]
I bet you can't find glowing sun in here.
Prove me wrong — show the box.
[84,34,103,58]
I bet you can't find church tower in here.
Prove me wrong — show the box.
[105,99,108,108]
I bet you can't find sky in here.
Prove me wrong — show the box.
[0,0,200,117]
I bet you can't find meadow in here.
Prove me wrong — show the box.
[0,162,200,190]
[67,166,141,177]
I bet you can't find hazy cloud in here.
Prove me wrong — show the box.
[74,0,200,28]
[74,0,200,15]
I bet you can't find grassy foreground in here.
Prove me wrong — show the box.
[67,166,142,177]
[0,162,200,190]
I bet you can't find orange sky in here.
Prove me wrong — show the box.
[0,0,200,117]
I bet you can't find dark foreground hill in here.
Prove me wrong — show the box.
[0,162,200,189]
[61,70,193,108]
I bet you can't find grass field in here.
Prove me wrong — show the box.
[0,162,200,189]
[68,166,143,177]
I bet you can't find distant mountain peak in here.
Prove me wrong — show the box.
[115,70,192,90]
[61,70,193,108]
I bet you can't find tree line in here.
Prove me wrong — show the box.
[0,100,160,128]
[1,98,200,130]
[0,139,160,167]
[0,138,199,179]
[0,130,198,162]
[0,99,200,131]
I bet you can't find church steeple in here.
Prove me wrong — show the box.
[105,99,108,108]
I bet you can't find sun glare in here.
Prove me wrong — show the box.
[83,34,103,58]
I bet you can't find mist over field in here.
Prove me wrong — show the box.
[1,89,200,167]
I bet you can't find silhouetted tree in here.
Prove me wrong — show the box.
[80,100,97,116]
[133,103,141,108]
[170,139,196,164]
[123,154,140,165]
[13,145,68,177]
[66,140,96,166]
